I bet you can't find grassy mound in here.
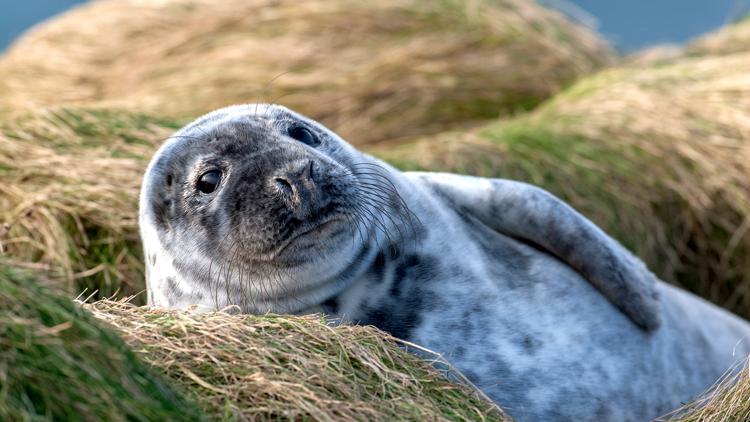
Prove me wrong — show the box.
[84,300,507,421]
[0,0,612,145]
[686,16,750,57]
[624,17,750,67]
[380,50,750,317]
[0,263,204,420]
[0,108,182,299]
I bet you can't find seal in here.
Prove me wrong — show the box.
[140,104,750,421]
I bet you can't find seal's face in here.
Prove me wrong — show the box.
[140,104,413,311]
[152,108,356,264]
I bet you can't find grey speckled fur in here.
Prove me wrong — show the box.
[141,104,750,422]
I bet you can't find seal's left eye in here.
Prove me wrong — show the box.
[197,170,221,194]
[287,126,319,146]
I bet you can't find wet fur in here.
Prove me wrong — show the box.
[140,104,750,421]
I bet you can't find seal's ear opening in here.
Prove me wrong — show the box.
[152,195,173,232]
[417,173,662,332]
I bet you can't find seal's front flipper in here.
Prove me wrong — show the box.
[412,172,661,331]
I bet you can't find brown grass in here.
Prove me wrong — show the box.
[660,357,750,421]
[380,48,750,318]
[686,16,750,57]
[0,0,612,145]
[84,299,508,421]
[0,108,180,297]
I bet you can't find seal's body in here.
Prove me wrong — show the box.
[140,104,750,421]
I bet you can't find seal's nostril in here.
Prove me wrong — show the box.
[274,177,294,196]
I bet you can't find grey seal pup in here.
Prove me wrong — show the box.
[140,104,750,421]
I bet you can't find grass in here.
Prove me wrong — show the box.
[0,263,205,421]
[0,0,612,145]
[83,299,507,421]
[686,16,750,57]
[660,357,750,421]
[377,49,750,319]
[0,107,181,300]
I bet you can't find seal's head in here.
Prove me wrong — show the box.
[140,104,414,312]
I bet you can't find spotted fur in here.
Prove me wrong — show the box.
[140,104,750,421]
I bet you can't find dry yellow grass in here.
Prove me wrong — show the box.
[623,17,750,67]
[660,357,750,421]
[686,16,750,57]
[382,48,750,317]
[84,299,507,421]
[0,0,612,145]
[0,108,181,297]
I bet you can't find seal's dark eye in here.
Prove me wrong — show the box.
[197,170,221,194]
[287,126,319,146]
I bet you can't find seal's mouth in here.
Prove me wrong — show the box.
[268,216,348,260]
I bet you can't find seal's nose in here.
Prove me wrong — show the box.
[273,160,328,217]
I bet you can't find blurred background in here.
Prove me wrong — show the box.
[3,0,750,52]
